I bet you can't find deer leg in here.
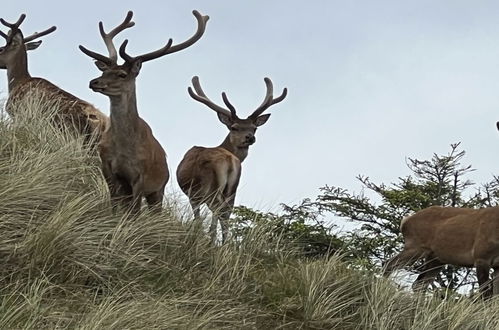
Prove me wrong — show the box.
[383,248,426,277]
[189,199,201,220]
[218,196,235,244]
[493,268,499,296]
[475,260,492,299]
[412,258,444,292]
[128,176,144,214]
[101,161,121,211]
[207,192,225,245]
[145,188,164,214]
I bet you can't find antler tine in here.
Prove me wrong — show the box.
[118,39,133,62]
[0,29,7,40]
[99,10,135,62]
[79,45,114,65]
[23,26,57,43]
[249,78,288,118]
[188,76,232,117]
[0,13,26,29]
[222,92,238,118]
[132,38,174,63]
[165,10,209,55]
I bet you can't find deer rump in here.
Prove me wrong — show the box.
[401,206,499,268]
[177,146,241,205]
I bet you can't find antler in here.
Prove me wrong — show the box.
[23,26,57,43]
[249,78,287,119]
[188,76,237,118]
[79,11,135,65]
[0,14,56,43]
[118,37,173,63]
[99,11,134,62]
[165,10,209,55]
[0,14,26,30]
[117,9,208,63]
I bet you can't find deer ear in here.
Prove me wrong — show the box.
[25,40,42,51]
[131,59,142,75]
[255,114,271,127]
[94,60,109,72]
[217,112,232,127]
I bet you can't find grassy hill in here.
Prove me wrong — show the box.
[1,93,499,329]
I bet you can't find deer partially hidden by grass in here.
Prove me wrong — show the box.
[383,205,499,298]
[0,14,107,140]
[177,76,287,243]
[80,11,209,212]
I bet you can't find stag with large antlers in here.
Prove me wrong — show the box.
[177,76,287,243]
[383,205,499,298]
[0,14,107,139]
[80,10,209,212]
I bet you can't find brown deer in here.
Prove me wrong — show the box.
[383,205,499,297]
[0,14,107,139]
[177,76,287,243]
[80,10,209,212]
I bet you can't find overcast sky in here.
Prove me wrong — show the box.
[2,1,499,211]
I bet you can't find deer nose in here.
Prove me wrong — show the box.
[89,79,105,90]
[246,134,256,144]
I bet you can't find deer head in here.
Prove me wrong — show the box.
[188,76,288,150]
[0,14,56,70]
[79,10,209,97]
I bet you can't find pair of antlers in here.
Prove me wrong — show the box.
[0,14,56,44]
[79,10,209,65]
[188,76,288,119]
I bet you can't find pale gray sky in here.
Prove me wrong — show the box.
[2,1,499,210]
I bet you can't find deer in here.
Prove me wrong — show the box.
[177,76,287,244]
[79,10,209,213]
[0,14,107,140]
[383,205,499,298]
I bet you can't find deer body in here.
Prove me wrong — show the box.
[98,89,168,211]
[177,76,287,243]
[7,78,107,135]
[384,205,499,297]
[80,10,208,212]
[0,14,107,139]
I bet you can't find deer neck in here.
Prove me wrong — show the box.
[108,89,140,144]
[7,52,31,92]
[219,134,249,162]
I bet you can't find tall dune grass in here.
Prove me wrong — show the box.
[1,93,499,329]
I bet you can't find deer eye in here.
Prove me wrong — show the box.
[231,126,239,131]
[118,72,128,78]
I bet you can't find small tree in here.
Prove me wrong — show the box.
[281,143,499,292]
[231,203,344,258]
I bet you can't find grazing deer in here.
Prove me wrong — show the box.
[177,76,287,243]
[383,205,499,298]
[0,14,107,139]
[80,10,209,212]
